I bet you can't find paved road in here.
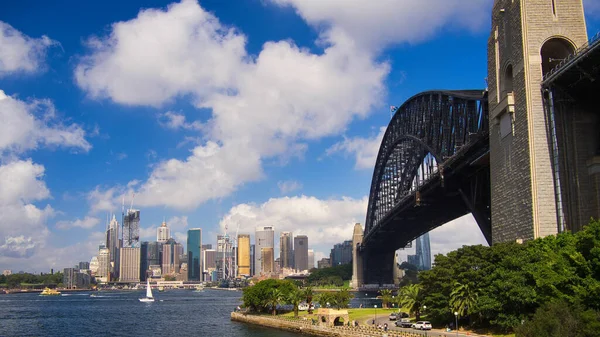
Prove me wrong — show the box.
[361,316,489,337]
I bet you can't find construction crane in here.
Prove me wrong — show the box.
[233,222,241,279]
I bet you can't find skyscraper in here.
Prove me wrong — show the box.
[162,239,182,275]
[293,235,309,272]
[237,234,251,276]
[204,249,217,271]
[157,220,170,243]
[279,232,293,269]
[123,209,140,248]
[119,247,140,282]
[308,249,314,270]
[261,247,274,274]
[330,240,353,266]
[250,244,255,276]
[415,232,431,270]
[187,228,202,281]
[217,235,233,280]
[255,226,274,276]
[97,248,110,283]
[106,214,119,264]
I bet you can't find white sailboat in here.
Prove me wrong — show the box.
[139,279,155,302]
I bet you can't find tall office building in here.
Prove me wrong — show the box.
[250,244,255,276]
[203,249,217,273]
[187,229,202,281]
[217,235,234,280]
[162,239,182,275]
[293,235,309,272]
[255,226,274,276]
[78,261,90,270]
[106,214,119,264]
[330,240,353,266]
[308,249,314,270]
[157,220,170,243]
[202,244,212,250]
[140,242,149,281]
[237,234,251,276]
[89,256,99,275]
[123,209,140,248]
[119,247,141,282]
[415,233,431,271]
[279,232,293,269]
[97,248,110,282]
[261,247,274,274]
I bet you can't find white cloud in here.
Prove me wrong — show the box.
[219,195,368,253]
[75,0,388,210]
[56,216,101,230]
[428,214,489,256]
[327,126,386,170]
[0,90,91,155]
[269,0,491,49]
[0,160,54,258]
[87,186,120,214]
[159,111,202,131]
[277,180,302,194]
[0,21,56,76]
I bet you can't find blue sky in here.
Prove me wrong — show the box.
[1,0,599,272]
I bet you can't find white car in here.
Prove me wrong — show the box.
[413,321,432,330]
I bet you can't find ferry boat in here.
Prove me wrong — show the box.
[40,288,61,296]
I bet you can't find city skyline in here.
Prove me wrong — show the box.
[1,0,599,272]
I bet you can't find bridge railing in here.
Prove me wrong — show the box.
[543,31,600,82]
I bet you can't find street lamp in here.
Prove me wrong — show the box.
[454,311,459,337]
[374,305,378,325]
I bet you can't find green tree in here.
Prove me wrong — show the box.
[316,292,334,308]
[242,279,295,313]
[450,281,478,318]
[331,287,354,309]
[398,284,423,320]
[380,289,393,309]
[516,301,600,337]
[287,288,304,317]
[303,286,314,314]
[268,288,285,315]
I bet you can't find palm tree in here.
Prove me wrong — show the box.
[268,288,285,315]
[380,289,393,309]
[450,282,478,318]
[303,287,314,314]
[397,284,422,320]
[287,288,304,317]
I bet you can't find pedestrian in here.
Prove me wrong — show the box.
[384,323,388,331]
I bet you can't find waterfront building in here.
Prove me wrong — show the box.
[106,214,119,264]
[260,247,274,274]
[317,258,330,269]
[204,249,217,271]
[330,240,353,266]
[293,235,309,272]
[157,220,170,243]
[255,226,274,276]
[274,257,281,275]
[250,244,255,276]
[187,228,202,281]
[123,209,140,248]
[148,265,162,278]
[178,262,188,281]
[415,233,431,270]
[97,248,110,282]
[162,239,182,275]
[63,268,76,289]
[140,242,149,281]
[217,235,233,280]
[119,247,141,282]
[89,256,99,275]
[237,234,251,276]
[78,261,90,270]
[308,249,314,270]
[279,232,293,269]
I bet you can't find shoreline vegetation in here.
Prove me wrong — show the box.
[235,220,600,337]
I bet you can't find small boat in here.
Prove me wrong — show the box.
[40,288,61,296]
[158,286,164,292]
[139,279,155,303]
[193,284,204,292]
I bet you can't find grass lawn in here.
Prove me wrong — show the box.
[281,308,400,322]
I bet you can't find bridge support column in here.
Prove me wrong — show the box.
[350,223,364,289]
[362,249,395,286]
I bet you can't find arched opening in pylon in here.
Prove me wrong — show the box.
[541,37,575,76]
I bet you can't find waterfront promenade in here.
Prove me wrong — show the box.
[231,312,479,337]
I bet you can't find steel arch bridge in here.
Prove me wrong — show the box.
[360,90,491,285]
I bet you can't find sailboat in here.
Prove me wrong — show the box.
[139,279,155,303]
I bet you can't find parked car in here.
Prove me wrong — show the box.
[395,318,413,328]
[413,321,432,330]
[388,313,397,320]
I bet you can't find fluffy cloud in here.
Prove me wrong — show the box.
[277,180,302,194]
[56,216,101,230]
[0,90,91,155]
[158,111,203,131]
[219,195,368,256]
[327,126,386,170]
[269,0,491,49]
[0,21,56,76]
[0,160,54,258]
[75,0,388,210]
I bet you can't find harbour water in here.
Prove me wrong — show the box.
[0,289,300,337]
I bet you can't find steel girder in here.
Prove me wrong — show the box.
[364,90,488,238]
